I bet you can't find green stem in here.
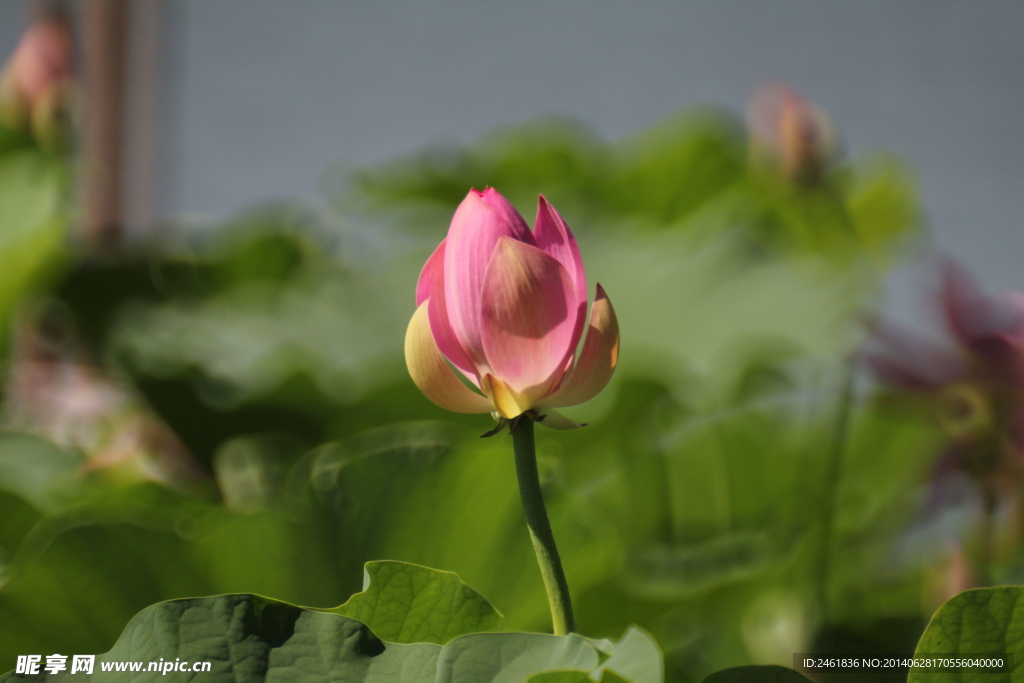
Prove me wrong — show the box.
[709,405,734,535]
[511,417,575,635]
[816,361,856,626]
[978,486,997,586]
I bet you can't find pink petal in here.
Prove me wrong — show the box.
[941,258,1024,346]
[444,188,534,368]
[415,238,478,379]
[534,196,589,351]
[10,18,73,104]
[480,237,578,401]
[542,284,620,408]
[861,351,939,390]
[861,316,963,389]
[1006,293,1024,346]
[415,239,445,306]
[405,303,493,414]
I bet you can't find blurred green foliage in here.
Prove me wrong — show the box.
[0,106,973,682]
[0,149,69,341]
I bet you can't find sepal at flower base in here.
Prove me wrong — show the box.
[534,409,587,430]
[481,373,531,420]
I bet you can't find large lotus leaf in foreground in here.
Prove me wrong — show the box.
[0,561,663,683]
[701,666,812,682]
[910,586,1024,683]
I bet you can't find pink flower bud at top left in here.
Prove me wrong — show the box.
[0,14,74,142]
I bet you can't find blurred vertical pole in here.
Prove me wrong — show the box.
[81,0,129,254]
[123,0,169,233]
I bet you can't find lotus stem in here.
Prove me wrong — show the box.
[816,360,856,625]
[511,417,575,635]
[978,486,997,586]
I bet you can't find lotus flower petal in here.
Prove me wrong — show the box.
[405,302,492,414]
[415,238,478,379]
[543,284,619,408]
[415,239,444,306]
[480,373,531,419]
[480,237,578,401]
[445,188,534,367]
[534,196,588,350]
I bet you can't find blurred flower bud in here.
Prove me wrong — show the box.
[0,13,75,149]
[746,83,837,185]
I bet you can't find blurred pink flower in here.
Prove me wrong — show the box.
[405,188,619,428]
[747,83,836,185]
[0,13,74,140]
[864,259,1024,504]
[4,305,206,489]
[8,17,73,104]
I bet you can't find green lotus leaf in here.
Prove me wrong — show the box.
[526,671,592,683]
[326,560,503,644]
[910,586,1024,683]
[0,590,662,682]
[701,665,812,682]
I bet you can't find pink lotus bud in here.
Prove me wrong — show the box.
[746,83,836,185]
[405,188,619,428]
[0,15,74,141]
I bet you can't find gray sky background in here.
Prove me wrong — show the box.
[2,1,1022,296]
